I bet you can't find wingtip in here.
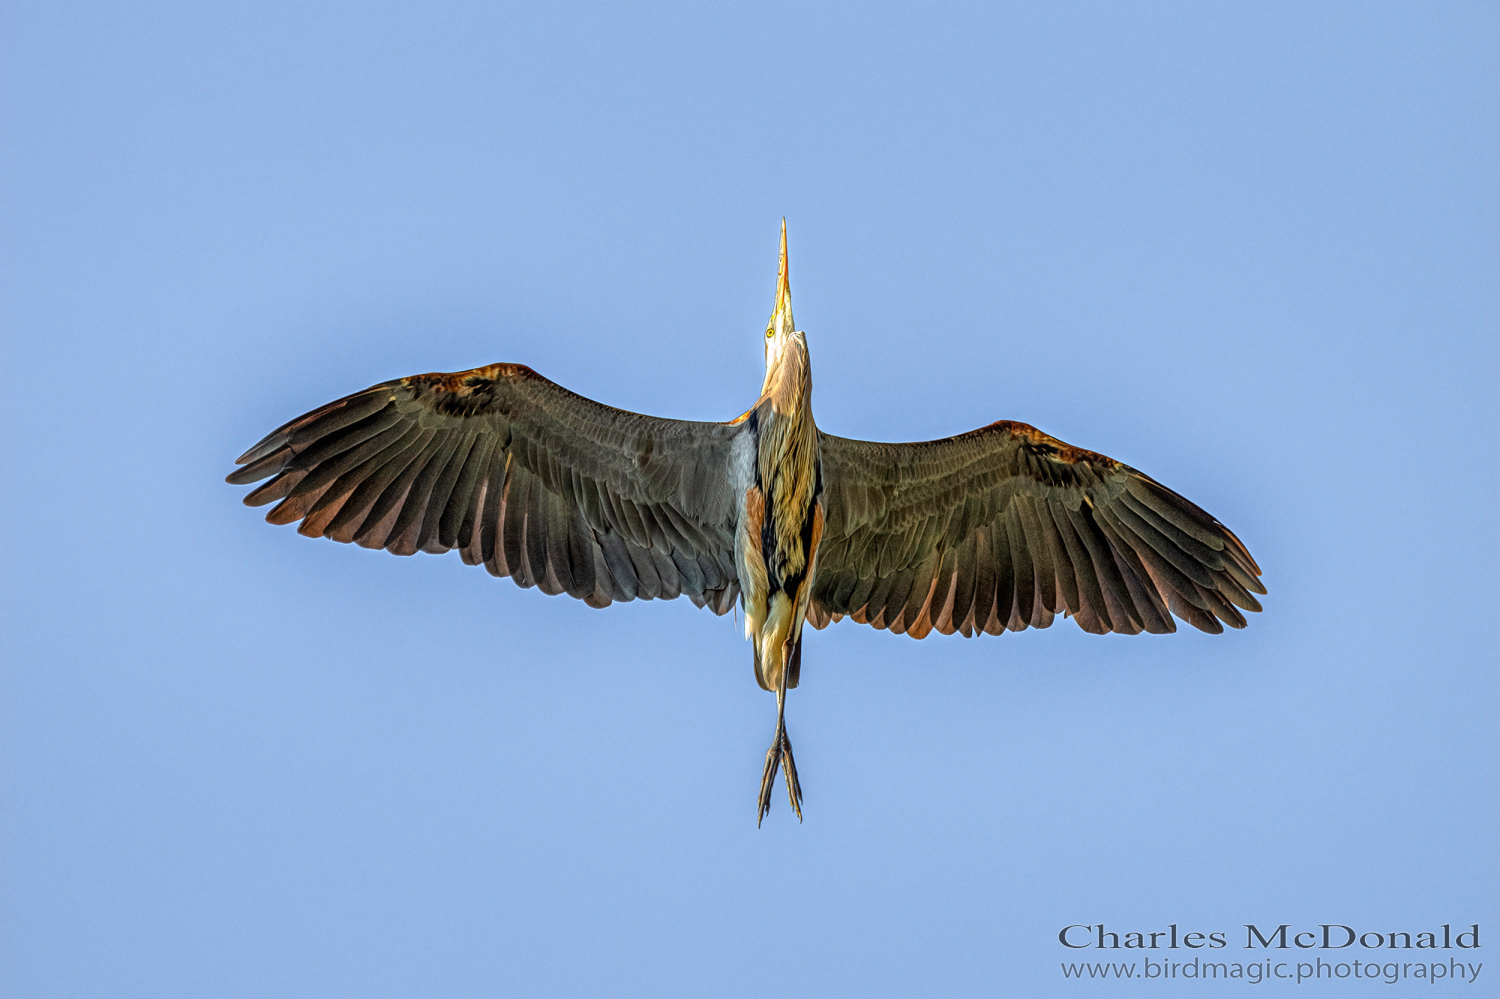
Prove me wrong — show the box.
[233,432,287,468]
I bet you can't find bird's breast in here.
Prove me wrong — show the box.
[753,412,822,596]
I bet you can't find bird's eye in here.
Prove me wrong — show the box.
[766,329,774,339]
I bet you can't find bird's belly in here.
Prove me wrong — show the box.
[736,483,824,692]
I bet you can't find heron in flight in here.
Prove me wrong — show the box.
[228,222,1265,824]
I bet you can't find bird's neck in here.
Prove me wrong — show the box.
[756,337,818,518]
[761,336,812,421]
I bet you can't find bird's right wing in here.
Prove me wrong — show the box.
[227,363,752,612]
[810,421,1264,638]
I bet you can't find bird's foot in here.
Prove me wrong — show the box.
[757,724,803,825]
[781,731,803,821]
[757,730,781,826]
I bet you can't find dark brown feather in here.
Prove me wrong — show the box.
[811,422,1262,639]
[227,364,746,613]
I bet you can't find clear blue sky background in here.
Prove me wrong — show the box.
[3,4,1495,996]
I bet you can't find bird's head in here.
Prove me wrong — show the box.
[762,219,809,388]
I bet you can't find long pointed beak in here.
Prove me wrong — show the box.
[770,218,794,336]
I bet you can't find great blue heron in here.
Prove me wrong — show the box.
[227,222,1265,824]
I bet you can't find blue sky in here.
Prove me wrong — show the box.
[3,3,1495,996]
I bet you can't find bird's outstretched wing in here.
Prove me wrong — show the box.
[227,363,750,612]
[809,422,1264,639]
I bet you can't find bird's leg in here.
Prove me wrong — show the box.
[757,639,803,825]
[756,674,784,826]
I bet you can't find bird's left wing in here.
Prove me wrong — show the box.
[227,363,751,612]
[809,421,1264,639]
